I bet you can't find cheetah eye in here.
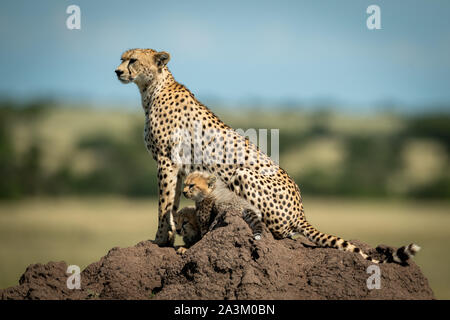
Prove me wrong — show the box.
[189,184,195,189]
[129,58,137,64]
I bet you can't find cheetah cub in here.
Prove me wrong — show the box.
[174,171,264,253]
[173,206,201,254]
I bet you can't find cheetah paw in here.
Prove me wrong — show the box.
[176,247,188,255]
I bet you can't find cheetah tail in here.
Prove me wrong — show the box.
[298,220,420,264]
[390,243,421,264]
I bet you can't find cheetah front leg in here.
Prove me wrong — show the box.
[154,157,182,247]
[172,171,185,215]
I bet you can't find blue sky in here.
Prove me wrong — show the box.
[0,0,449,112]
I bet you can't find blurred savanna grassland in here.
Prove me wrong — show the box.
[0,100,449,298]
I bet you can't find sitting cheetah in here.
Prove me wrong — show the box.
[115,48,420,264]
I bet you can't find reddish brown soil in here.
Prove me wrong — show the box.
[1,208,434,300]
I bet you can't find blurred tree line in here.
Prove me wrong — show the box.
[0,100,449,199]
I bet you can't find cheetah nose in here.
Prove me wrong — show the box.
[115,69,123,77]
[183,191,187,197]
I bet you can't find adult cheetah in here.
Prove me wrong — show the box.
[115,48,419,264]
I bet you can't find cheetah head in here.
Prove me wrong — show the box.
[173,208,198,236]
[115,48,170,88]
[183,172,217,202]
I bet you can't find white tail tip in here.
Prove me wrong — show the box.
[409,243,421,254]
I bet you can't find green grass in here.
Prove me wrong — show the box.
[0,197,449,299]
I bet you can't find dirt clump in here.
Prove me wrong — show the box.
[1,208,434,300]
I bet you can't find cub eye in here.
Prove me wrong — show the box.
[129,58,137,64]
[189,184,195,189]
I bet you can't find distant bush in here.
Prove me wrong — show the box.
[45,129,159,197]
[407,114,450,150]
[0,104,48,198]
[0,101,448,200]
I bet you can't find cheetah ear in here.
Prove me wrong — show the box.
[154,51,170,67]
[207,175,217,188]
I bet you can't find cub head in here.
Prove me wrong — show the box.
[115,48,170,88]
[183,172,217,202]
[173,207,198,236]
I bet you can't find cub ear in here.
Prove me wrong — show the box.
[154,51,170,67]
[207,175,217,188]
